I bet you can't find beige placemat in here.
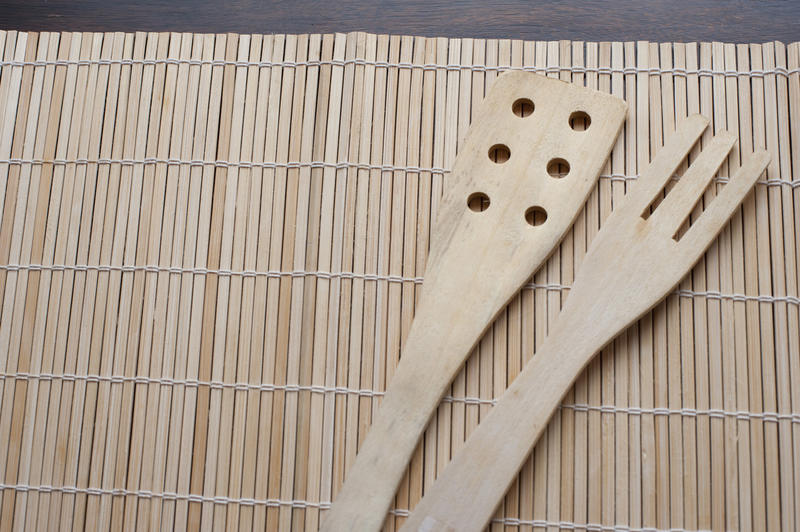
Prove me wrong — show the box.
[0,30,797,531]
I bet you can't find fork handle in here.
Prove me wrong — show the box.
[399,319,599,532]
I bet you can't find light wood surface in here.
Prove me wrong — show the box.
[399,115,770,531]
[322,69,626,532]
[0,31,797,532]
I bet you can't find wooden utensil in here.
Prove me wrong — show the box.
[322,71,627,532]
[399,113,771,532]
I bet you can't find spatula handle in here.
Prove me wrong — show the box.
[321,317,472,532]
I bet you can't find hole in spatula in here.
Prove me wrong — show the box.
[569,111,591,130]
[512,98,534,117]
[547,158,570,178]
[524,206,547,226]
[467,192,491,212]
[489,144,510,163]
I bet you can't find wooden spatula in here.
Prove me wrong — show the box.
[399,114,771,532]
[321,71,627,532]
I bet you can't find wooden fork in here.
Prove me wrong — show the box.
[400,114,771,532]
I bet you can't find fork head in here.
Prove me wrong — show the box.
[564,113,770,343]
[620,113,770,266]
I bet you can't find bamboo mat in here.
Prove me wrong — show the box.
[0,29,798,532]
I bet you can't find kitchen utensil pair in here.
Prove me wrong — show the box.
[322,71,769,532]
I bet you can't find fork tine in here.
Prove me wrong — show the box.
[622,114,708,215]
[678,150,770,257]
[649,131,736,235]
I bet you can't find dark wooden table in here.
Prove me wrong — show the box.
[0,0,798,43]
